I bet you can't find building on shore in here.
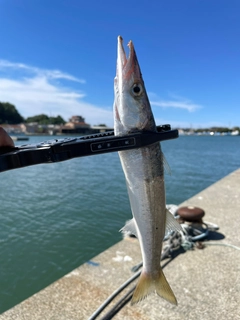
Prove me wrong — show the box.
[60,116,92,134]
[60,116,113,134]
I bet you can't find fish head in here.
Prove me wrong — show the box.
[114,36,156,135]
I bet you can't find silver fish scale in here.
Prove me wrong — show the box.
[118,142,166,272]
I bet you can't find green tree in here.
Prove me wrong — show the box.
[25,114,66,125]
[0,102,24,124]
[48,115,66,125]
[25,114,49,124]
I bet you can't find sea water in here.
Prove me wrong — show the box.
[0,134,239,313]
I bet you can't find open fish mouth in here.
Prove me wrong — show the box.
[116,36,142,82]
[114,36,150,133]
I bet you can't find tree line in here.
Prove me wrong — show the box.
[0,102,66,125]
[1,101,239,131]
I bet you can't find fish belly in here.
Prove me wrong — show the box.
[119,143,177,305]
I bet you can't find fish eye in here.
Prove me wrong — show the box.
[132,83,143,96]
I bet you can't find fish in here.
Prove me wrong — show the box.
[113,36,181,305]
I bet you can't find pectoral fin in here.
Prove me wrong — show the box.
[162,152,171,175]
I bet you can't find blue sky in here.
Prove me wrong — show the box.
[0,0,239,128]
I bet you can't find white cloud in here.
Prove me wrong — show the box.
[0,59,113,126]
[154,116,226,129]
[0,59,85,83]
[150,97,202,112]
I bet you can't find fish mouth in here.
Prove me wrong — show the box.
[117,36,141,81]
[114,36,150,133]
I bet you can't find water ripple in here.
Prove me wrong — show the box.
[0,135,240,312]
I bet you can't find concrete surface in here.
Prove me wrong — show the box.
[1,169,240,319]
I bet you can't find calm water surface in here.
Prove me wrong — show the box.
[0,135,239,312]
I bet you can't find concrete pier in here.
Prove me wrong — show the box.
[1,169,240,319]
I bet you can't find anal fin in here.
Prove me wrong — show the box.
[120,218,138,238]
[165,208,182,239]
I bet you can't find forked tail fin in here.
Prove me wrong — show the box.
[131,269,177,305]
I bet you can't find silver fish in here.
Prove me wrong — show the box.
[114,36,180,305]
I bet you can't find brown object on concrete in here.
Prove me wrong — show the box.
[177,206,205,222]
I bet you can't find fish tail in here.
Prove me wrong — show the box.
[131,269,177,305]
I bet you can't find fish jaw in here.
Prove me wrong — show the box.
[114,36,156,135]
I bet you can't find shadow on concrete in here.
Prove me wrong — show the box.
[207,230,225,241]
[91,230,226,320]
[99,253,183,320]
